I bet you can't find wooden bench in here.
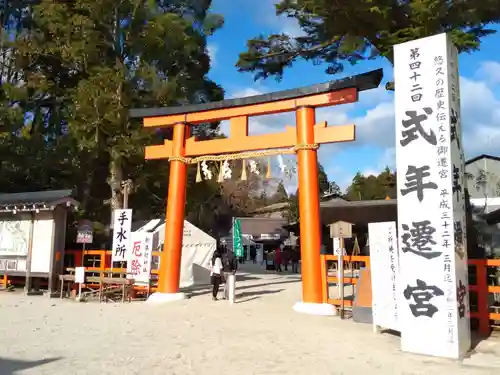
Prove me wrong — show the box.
[59,268,135,303]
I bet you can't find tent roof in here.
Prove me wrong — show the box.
[135,218,216,245]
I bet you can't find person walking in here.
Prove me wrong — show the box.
[291,248,300,273]
[221,246,238,301]
[282,247,290,271]
[211,249,223,301]
[250,246,257,264]
[275,246,282,272]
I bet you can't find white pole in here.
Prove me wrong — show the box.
[227,273,236,304]
[339,237,345,319]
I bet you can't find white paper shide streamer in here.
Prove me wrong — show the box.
[201,161,212,180]
[222,160,232,179]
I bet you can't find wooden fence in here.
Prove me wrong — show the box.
[63,249,161,291]
[3,249,499,335]
[320,254,500,335]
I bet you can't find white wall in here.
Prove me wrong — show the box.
[30,212,55,273]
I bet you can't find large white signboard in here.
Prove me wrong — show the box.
[127,232,153,286]
[112,209,133,263]
[394,33,470,359]
[0,220,30,256]
[369,222,400,332]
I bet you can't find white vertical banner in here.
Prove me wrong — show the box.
[394,33,470,359]
[127,232,153,285]
[111,209,133,263]
[369,221,400,332]
[333,237,346,255]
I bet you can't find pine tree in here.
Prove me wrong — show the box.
[237,0,499,84]
[271,181,289,203]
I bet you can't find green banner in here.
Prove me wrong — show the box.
[233,218,244,257]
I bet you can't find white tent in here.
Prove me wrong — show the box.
[136,219,216,288]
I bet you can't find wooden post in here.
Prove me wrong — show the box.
[24,212,36,294]
[157,122,189,294]
[296,106,323,304]
[122,179,132,209]
[339,237,345,319]
[476,260,490,336]
[320,255,328,303]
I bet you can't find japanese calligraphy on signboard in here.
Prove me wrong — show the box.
[127,232,153,285]
[76,220,93,244]
[394,33,470,359]
[111,209,133,263]
[368,222,400,332]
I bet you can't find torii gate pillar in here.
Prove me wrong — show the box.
[130,69,383,311]
[295,107,323,305]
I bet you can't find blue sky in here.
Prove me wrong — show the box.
[206,0,500,192]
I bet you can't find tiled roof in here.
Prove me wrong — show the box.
[0,189,78,213]
[236,217,289,237]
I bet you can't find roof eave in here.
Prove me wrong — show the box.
[129,69,383,119]
[0,197,79,214]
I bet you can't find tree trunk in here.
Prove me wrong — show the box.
[108,157,123,211]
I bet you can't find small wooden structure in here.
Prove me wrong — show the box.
[0,190,78,295]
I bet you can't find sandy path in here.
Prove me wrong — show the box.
[0,267,498,375]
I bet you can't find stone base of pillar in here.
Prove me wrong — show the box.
[146,292,188,305]
[293,301,337,316]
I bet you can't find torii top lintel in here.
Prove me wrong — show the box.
[129,69,383,158]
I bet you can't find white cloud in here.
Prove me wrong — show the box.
[456,76,500,156]
[362,169,379,177]
[229,87,266,99]
[476,60,500,84]
[250,0,305,37]
[221,58,500,195]
[377,147,396,170]
[337,61,500,186]
[207,43,218,67]
[279,18,304,37]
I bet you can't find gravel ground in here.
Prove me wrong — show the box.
[0,266,499,375]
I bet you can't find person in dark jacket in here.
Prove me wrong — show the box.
[291,248,300,273]
[250,245,257,264]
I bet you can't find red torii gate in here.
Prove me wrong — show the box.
[130,69,382,312]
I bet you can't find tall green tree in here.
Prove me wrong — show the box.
[236,0,499,82]
[317,162,330,195]
[0,1,255,241]
[11,0,224,217]
[287,188,300,222]
[270,181,289,203]
[286,162,341,221]
[344,167,396,200]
